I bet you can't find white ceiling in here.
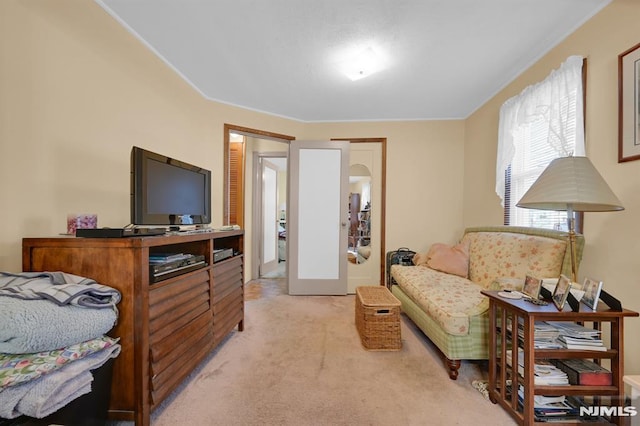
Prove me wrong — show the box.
[97,0,610,123]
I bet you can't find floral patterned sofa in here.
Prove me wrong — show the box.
[390,226,583,379]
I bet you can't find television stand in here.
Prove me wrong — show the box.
[22,230,244,426]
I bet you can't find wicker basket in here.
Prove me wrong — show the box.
[355,286,402,351]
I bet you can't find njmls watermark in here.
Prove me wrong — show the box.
[580,406,638,417]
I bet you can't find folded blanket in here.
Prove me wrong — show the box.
[0,336,119,388]
[0,343,121,419]
[0,297,117,354]
[0,271,121,309]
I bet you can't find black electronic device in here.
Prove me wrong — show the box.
[149,254,207,284]
[131,146,212,226]
[76,227,166,238]
[213,248,234,263]
[150,261,207,283]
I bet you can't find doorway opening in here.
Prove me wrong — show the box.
[224,127,386,290]
[333,138,387,288]
[255,153,288,279]
[224,124,294,281]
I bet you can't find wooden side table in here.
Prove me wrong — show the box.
[482,290,638,425]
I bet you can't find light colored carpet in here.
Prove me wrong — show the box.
[110,279,515,425]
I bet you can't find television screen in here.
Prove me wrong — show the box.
[131,146,211,226]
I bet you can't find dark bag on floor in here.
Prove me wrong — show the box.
[385,247,416,288]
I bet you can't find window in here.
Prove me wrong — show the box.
[496,56,585,232]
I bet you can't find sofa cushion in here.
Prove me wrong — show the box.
[462,231,567,289]
[420,240,470,278]
[391,265,488,336]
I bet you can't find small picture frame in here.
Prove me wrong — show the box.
[523,275,542,299]
[552,274,572,311]
[581,277,603,310]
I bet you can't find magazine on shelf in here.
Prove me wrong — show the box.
[558,342,607,351]
[534,321,561,339]
[558,336,604,346]
[504,320,564,348]
[534,363,570,386]
[531,395,605,423]
[517,386,577,417]
[506,349,569,385]
[534,395,566,407]
[544,321,605,351]
[546,321,601,338]
[534,321,563,349]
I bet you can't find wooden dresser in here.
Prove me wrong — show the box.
[22,230,244,426]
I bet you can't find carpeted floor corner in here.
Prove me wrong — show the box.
[110,279,515,425]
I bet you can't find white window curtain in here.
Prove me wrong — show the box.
[496,55,586,209]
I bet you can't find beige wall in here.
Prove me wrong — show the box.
[302,121,466,252]
[0,0,304,269]
[0,1,465,276]
[465,0,640,374]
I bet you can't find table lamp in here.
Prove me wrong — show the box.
[516,156,624,283]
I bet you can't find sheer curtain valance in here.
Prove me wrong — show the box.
[496,55,586,206]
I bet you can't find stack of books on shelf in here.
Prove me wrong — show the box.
[546,321,606,351]
[504,320,564,349]
[504,317,524,342]
[556,335,606,351]
[526,393,607,423]
[533,360,570,386]
[517,379,609,422]
[517,386,579,419]
[506,349,569,385]
[149,252,207,283]
[533,321,563,349]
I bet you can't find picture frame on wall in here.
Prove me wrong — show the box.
[618,42,640,163]
[552,274,572,311]
[581,277,603,310]
[523,275,542,299]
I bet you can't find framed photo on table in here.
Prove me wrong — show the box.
[618,42,640,163]
[523,275,542,299]
[582,277,603,310]
[552,275,572,310]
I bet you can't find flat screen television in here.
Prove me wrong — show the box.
[131,146,211,226]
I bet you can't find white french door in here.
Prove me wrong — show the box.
[287,140,349,295]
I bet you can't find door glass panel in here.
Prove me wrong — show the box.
[347,164,372,264]
[298,149,342,279]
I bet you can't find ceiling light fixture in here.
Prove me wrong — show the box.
[340,47,385,81]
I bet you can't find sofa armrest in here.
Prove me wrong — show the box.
[489,277,524,291]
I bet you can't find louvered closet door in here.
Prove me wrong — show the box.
[229,141,244,227]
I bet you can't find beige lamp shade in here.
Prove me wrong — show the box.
[516,156,624,212]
